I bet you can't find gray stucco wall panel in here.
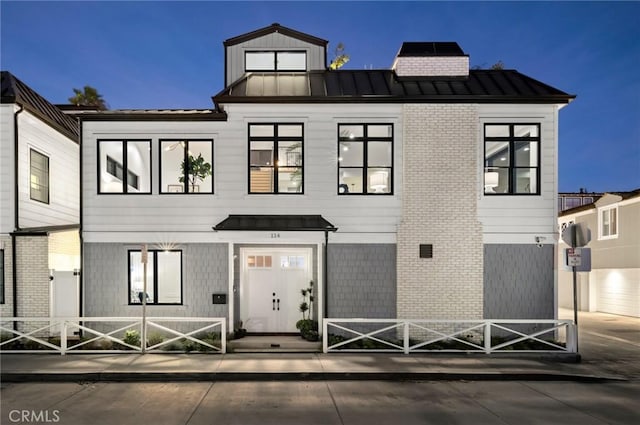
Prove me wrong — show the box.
[84,243,228,318]
[484,244,554,319]
[327,244,396,318]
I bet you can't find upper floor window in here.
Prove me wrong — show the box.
[30,149,49,204]
[98,140,151,194]
[245,51,306,72]
[338,124,393,195]
[129,250,182,305]
[599,206,618,239]
[484,124,540,195]
[160,140,213,194]
[249,124,303,194]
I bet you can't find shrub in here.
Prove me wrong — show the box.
[123,329,140,347]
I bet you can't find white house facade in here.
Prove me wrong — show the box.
[558,190,640,317]
[79,24,574,334]
[0,71,81,322]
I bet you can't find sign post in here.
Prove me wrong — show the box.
[141,244,148,354]
[561,223,591,353]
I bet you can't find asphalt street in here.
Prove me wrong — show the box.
[2,380,639,425]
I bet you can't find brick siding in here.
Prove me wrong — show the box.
[397,104,484,319]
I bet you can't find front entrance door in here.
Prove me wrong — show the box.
[241,248,312,333]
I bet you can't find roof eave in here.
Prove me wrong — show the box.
[79,111,228,122]
[213,95,576,104]
[224,23,328,47]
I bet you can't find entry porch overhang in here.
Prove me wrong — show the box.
[213,215,337,232]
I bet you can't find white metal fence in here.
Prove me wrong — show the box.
[323,319,577,354]
[0,317,226,355]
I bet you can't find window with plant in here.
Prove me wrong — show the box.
[160,139,213,193]
[128,250,182,305]
[338,124,393,195]
[98,140,151,194]
[249,124,303,194]
[484,124,540,195]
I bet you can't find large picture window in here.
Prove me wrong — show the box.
[30,149,49,203]
[599,206,618,240]
[338,124,393,195]
[249,124,303,194]
[484,124,540,195]
[245,51,306,72]
[160,140,213,194]
[128,250,182,305]
[98,140,151,193]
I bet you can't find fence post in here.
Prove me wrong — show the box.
[484,321,492,354]
[322,319,328,353]
[60,320,67,355]
[221,319,226,354]
[403,321,410,354]
[566,322,577,353]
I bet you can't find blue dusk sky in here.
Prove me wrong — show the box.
[1,1,638,193]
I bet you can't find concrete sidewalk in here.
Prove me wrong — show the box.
[2,310,637,383]
[0,351,623,383]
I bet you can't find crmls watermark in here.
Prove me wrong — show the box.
[8,410,61,423]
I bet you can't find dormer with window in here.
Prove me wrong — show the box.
[223,23,328,87]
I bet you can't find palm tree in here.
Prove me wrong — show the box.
[68,86,108,110]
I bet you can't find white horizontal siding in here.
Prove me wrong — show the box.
[477,104,560,244]
[82,104,403,241]
[226,32,326,86]
[0,105,16,233]
[17,111,79,228]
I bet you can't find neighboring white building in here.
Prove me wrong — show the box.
[0,71,81,322]
[78,23,575,333]
[558,190,640,317]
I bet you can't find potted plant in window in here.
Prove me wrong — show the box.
[179,153,212,192]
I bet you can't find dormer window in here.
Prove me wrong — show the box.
[245,51,306,72]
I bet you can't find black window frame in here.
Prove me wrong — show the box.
[29,149,50,204]
[248,123,304,195]
[97,139,152,194]
[244,50,307,72]
[483,123,541,196]
[159,139,214,194]
[127,249,183,305]
[337,123,394,195]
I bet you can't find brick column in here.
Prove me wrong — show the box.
[397,104,483,319]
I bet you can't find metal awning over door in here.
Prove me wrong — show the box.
[213,215,337,232]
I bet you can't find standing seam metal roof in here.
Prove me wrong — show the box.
[214,69,575,103]
[1,71,79,141]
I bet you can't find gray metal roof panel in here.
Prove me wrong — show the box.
[1,71,79,141]
[214,69,574,104]
[213,215,337,231]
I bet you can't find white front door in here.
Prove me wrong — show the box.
[241,248,312,333]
